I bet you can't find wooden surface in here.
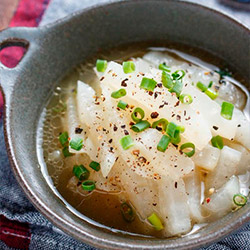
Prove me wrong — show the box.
[0,0,19,30]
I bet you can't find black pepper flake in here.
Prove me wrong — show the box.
[108,139,113,143]
[109,147,114,153]
[148,91,153,96]
[174,101,180,107]
[100,76,105,81]
[219,79,226,85]
[157,83,162,88]
[237,124,241,127]
[121,78,128,87]
[154,92,158,99]
[213,126,219,130]
[77,181,82,187]
[214,85,220,91]
[124,130,129,135]
[184,110,187,116]
[174,164,178,168]
[171,113,175,117]
[113,125,118,131]
[175,182,178,188]
[151,112,159,119]
[152,203,157,206]
[156,126,162,131]
[121,125,126,129]
[75,127,83,134]
[176,115,181,122]
[129,121,135,126]
[138,156,147,163]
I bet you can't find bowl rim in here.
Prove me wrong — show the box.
[2,0,250,249]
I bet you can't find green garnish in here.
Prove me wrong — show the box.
[171,70,186,80]
[158,63,171,72]
[140,77,157,92]
[62,146,73,157]
[166,122,184,144]
[196,81,208,92]
[221,102,234,120]
[123,61,135,74]
[147,213,164,231]
[120,135,134,150]
[121,202,135,222]
[208,81,213,88]
[59,132,69,147]
[69,137,83,151]
[169,80,183,97]
[211,135,224,150]
[117,100,128,110]
[131,107,145,123]
[215,69,232,78]
[111,88,127,99]
[162,71,173,89]
[131,120,150,132]
[179,94,193,104]
[180,142,195,157]
[82,180,96,191]
[96,59,107,72]
[233,194,247,207]
[152,118,168,132]
[73,165,90,181]
[157,135,171,152]
[89,161,100,171]
[205,89,218,100]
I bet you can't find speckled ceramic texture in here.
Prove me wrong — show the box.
[0,0,249,249]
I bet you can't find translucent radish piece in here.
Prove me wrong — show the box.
[67,94,88,154]
[226,141,250,175]
[99,61,212,150]
[192,144,220,171]
[77,81,117,177]
[184,171,204,223]
[233,109,250,149]
[158,176,191,236]
[203,176,240,219]
[205,146,242,190]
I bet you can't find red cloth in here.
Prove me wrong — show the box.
[0,0,50,248]
[0,0,50,115]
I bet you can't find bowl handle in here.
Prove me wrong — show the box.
[0,27,39,99]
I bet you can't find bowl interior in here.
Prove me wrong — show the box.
[3,0,249,249]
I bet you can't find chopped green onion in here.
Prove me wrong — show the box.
[131,120,150,132]
[69,137,83,151]
[171,70,186,80]
[221,102,234,120]
[131,107,145,123]
[166,122,184,144]
[62,146,73,157]
[59,132,69,147]
[147,213,164,231]
[180,142,195,157]
[82,180,96,191]
[140,77,157,92]
[208,81,213,88]
[73,165,90,181]
[211,135,224,149]
[162,71,173,89]
[233,194,247,207]
[96,59,107,72]
[123,61,135,74]
[215,69,232,78]
[152,118,168,131]
[120,135,134,150]
[158,63,171,72]
[169,80,183,97]
[111,88,127,99]
[179,94,193,104]
[117,100,128,110]
[120,202,135,222]
[196,81,208,92]
[157,135,171,152]
[205,88,218,100]
[89,161,100,171]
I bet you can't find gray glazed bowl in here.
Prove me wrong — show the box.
[0,0,249,249]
